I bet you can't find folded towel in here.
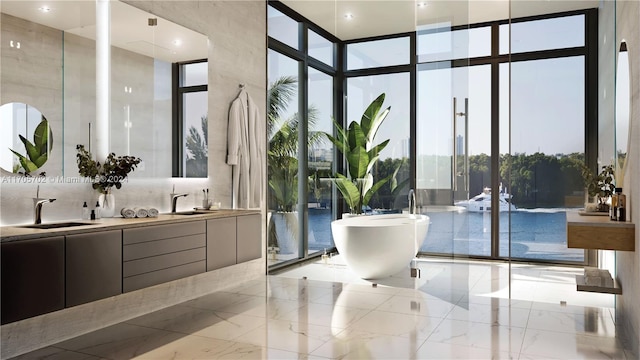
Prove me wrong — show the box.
[121,207,136,218]
[134,207,149,218]
[147,207,159,218]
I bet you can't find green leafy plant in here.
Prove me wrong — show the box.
[267,76,324,212]
[9,116,53,175]
[581,163,615,209]
[76,144,142,193]
[324,93,394,214]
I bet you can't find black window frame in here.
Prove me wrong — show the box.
[172,58,208,178]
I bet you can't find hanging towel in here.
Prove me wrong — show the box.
[227,88,264,209]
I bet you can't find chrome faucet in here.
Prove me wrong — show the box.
[408,189,416,215]
[34,198,56,224]
[171,193,188,213]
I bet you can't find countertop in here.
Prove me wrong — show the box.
[566,211,635,228]
[0,209,261,242]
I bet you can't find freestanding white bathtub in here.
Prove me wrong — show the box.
[331,213,429,279]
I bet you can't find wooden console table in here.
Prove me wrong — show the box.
[566,211,635,295]
[567,211,635,251]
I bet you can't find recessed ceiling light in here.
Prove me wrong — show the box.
[173,39,182,46]
[38,6,51,12]
[344,13,354,20]
[417,2,428,8]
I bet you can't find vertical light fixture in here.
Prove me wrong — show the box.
[96,0,111,161]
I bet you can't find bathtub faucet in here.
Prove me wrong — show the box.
[408,189,416,215]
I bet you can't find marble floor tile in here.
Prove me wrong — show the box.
[425,319,527,354]
[342,309,442,340]
[54,323,189,360]
[415,340,517,359]
[275,302,371,329]
[11,257,628,360]
[519,329,627,359]
[310,329,426,359]
[375,293,456,318]
[527,308,616,336]
[232,319,335,354]
[311,289,393,310]
[11,347,106,360]
[128,334,241,359]
[446,302,531,328]
[182,292,261,312]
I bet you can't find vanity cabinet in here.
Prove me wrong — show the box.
[237,214,261,263]
[66,230,122,307]
[207,217,237,271]
[1,236,65,324]
[0,211,261,323]
[122,221,206,292]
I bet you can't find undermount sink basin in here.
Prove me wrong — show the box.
[172,211,207,216]
[20,222,94,229]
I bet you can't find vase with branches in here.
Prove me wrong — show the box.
[76,144,142,217]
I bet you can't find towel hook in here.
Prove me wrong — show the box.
[239,83,245,89]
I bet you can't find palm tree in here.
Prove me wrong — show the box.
[267,76,324,211]
[267,76,325,254]
[186,115,208,177]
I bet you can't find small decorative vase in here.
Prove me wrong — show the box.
[98,189,116,218]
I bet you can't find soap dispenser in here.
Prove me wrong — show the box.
[95,201,101,219]
[82,201,89,220]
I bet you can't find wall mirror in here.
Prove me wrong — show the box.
[615,40,630,186]
[0,1,208,179]
[0,103,53,176]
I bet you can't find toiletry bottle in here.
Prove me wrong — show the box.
[610,189,619,220]
[90,209,96,220]
[95,201,101,219]
[617,190,626,222]
[322,248,329,264]
[82,201,89,220]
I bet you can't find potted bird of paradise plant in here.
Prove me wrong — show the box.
[324,93,395,215]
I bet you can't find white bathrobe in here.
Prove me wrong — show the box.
[227,90,264,209]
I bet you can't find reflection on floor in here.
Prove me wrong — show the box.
[13,256,632,359]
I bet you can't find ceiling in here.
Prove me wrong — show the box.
[279,0,599,40]
[0,0,207,63]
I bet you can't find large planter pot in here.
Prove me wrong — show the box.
[270,211,299,255]
[98,190,116,218]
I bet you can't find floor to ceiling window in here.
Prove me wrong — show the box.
[345,37,412,212]
[415,11,595,263]
[268,4,338,267]
[498,12,595,263]
[268,2,598,269]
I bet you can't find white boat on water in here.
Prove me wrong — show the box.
[454,185,517,212]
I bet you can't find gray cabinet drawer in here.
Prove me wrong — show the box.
[66,230,122,307]
[237,214,262,263]
[206,217,236,271]
[123,234,205,261]
[123,221,205,245]
[122,221,207,292]
[124,248,206,277]
[123,261,206,292]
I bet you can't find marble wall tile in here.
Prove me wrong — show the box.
[613,1,640,358]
